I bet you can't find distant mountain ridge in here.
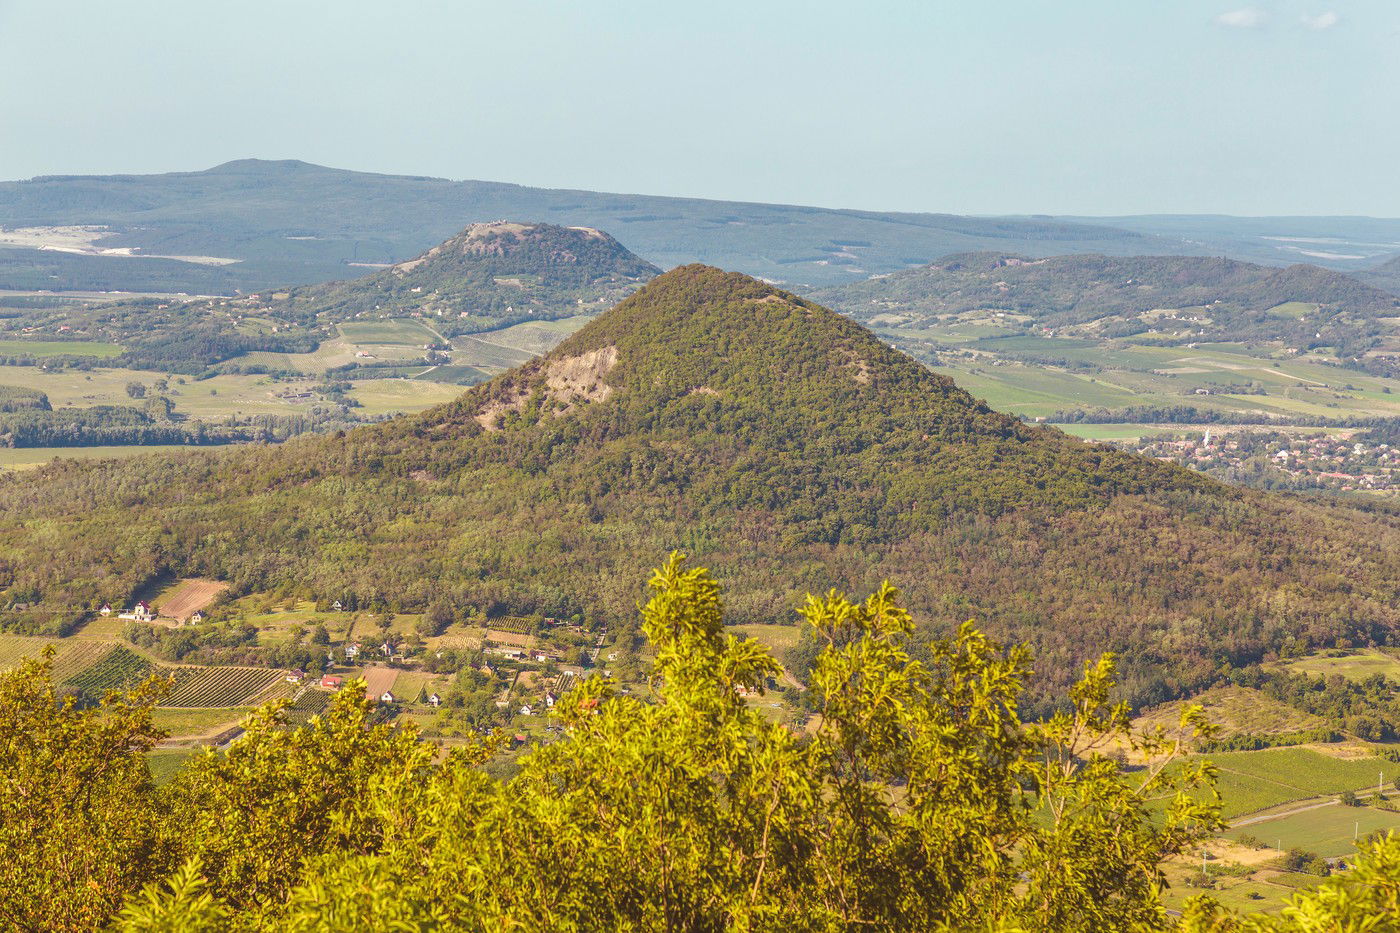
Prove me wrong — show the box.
[265,221,660,333]
[4,265,1400,711]
[0,159,1193,292]
[811,252,1399,349]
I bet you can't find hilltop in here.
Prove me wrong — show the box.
[264,221,660,333]
[810,252,1399,340]
[3,265,1400,708]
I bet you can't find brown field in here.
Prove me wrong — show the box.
[363,665,399,700]
[155,578,230,622]
[483,629,536,648]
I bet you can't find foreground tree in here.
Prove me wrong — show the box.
[0,651,173,931]
[100,554,1224,931]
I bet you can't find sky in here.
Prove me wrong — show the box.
[0,0,1396,216]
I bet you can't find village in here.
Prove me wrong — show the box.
[96,579,641,749]
[1124,428,1400,495]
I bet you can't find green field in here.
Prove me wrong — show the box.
[146,748,199,786]
[1225,804,1400,858]
[892,335,1400,422]
[729,623,803,655]
[151,706,253,737]
[338,319,439,346]
[0,338,122,358]
[0,445,199,470]
[1048,423,1183,442]
[1203,748,1392,819]
[1281,651,1400,684]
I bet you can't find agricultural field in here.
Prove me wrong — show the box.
[163,666,285,708]
[283,688,331,726]
[61,645,155,696]
[879,330,1400,422]
[362,665,399,700]
[1224,804,1400,858]
[729,623,803,655]
[0,338,122,357]
[1279,650,1400,684]
[338,318,440,346]
[151,577,230,622]
[150,706,253,738]
[146,748,198,786]
[0,445,194,471]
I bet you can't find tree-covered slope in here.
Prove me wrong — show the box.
[263,221,659,334]
[3,265,1399,706]
[812,252,1400,342]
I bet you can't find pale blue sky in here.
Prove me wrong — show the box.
[1,0,1395,215]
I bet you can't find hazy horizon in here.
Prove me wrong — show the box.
[2,0,1396,216]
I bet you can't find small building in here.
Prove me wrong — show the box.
[545,692,557,709]
[189,610,205,624]
[99,604,112,617]
[380,641,393,657]
[331,600,344,611]
[379,691,396,704]
[133,601,155,623]
[428,693,441,708]
[519,704,534,716]
[321,675,343,689]
[345,642,361,660]
[286,669,305,684]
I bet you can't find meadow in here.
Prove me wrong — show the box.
[1280,650,1400,684]
[0,338,123,357]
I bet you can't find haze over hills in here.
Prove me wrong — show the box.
[812,252,1400,343]
[0,159,1257,293]
[4,265,1399,709]
[1360,253,1400,298]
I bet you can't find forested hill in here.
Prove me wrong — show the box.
[4,265,1400,707]
[811,252,1400,338]
[262,221,660,334]
[1361,253,1400,297]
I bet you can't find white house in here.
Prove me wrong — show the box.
[379,691,396,704]
[99,604,112,617]
[428,693,441,708]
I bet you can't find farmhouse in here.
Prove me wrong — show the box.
[132,601,155,622]
[189,610,205,624]
[321,675,343,689]
[379,691,396,704]
[99,604,112,617]
[428,693,441,708]
[286,670,305,684]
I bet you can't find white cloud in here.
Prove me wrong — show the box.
[1301,11,1341,29]
[1215,7,1268,28]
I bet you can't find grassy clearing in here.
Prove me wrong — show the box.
[0,444,197,470]
[729,623,802,655]
[1282,650,1400,684]
[0,339,122,357]
[1135,686,1325,739]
